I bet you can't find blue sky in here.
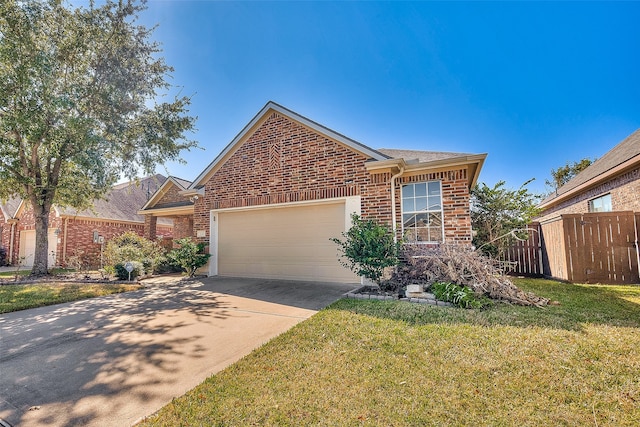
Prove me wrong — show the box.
[134,1,639,194]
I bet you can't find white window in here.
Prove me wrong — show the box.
[589,194,612,212]
[401,181,443,243]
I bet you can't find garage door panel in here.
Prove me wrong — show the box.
[19,229,58,267]
[217,203,357,283]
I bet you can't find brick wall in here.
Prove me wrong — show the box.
[172,215,193,240]
[193,112,473,245]
[538,166,640,221]
[193,112,390,241]
[62,218,145,268]
[5,201,174,267]
[156,183,186,205]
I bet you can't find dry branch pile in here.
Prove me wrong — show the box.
[396,244,550,307]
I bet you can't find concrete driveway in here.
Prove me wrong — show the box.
[0,276,356,427]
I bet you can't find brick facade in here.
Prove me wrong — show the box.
[172,216,193,241]
[155,184,186,206]
[0,203,173,268]
[192,112,474,245]
[538,166,640,221]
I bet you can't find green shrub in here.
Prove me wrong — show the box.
[114,261,144,281]
[431,281,487,309]
[330,214,400,285]
[167,238,211,277]
[104,231,165,275]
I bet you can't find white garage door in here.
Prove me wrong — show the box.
[216,202,358,283]
[19,229,58,267]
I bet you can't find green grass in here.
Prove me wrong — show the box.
[138,278,640,426]
[0,282,145,313]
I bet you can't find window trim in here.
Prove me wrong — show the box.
[401,180,444,244]
[588,193,612,213]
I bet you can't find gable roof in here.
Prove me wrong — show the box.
[58,174,167,222]
[188,101,390,190]
[0,196,22,221]
[540,129,640,209]
[139,176,194,212]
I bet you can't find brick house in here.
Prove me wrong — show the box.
[0,175,173,268]
[537,128,640,220]
[524,129,640,284]
[140,102,486,283]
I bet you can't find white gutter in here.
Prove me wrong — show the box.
[390,165,405,243]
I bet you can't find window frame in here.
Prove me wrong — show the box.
[588,193,612,213]
[400,180,444,244]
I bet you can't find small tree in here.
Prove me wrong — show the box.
[471,180,542,257]
[331,214,400,285]
[167,238,211,277]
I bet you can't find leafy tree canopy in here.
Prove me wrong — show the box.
[0,0,197,274]
[545,158,593,194]
[471,180,542,257]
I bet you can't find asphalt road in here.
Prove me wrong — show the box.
[0,276,356,427]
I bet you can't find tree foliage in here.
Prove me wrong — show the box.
[471,180,542,257]
[167,238,211,278]
[0,0,197,274]
[545,158,593,193]
[331,214,400,285]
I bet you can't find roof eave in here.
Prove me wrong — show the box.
[368,154,487,188]
[137,205,195,217]
[59,214,144,225]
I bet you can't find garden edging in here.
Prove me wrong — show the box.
[345,286,454,307]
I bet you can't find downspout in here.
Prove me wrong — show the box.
[390,165,405,243]
[8,221,16,265]
[62,217,69,265]
[634,213,640,281]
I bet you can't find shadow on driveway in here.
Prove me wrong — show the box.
[0,276,356,427]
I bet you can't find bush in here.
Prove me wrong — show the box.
[431,281,487,309]
[330,214,400,285]
[114,261,144,281]
[104,231,165,275]
[167,238,211,277]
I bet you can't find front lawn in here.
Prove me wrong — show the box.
[0,282,145,313]
[139,278,640,426]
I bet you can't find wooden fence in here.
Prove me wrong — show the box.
[506,211,640,284]
[502,224,543,276]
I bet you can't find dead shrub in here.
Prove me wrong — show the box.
[395,244,549,307]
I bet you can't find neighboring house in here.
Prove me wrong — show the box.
[138,176,195,244]
[538,129,640,220]
[515,129,640,284]
[0,175,173,268]
[140,101,486,283]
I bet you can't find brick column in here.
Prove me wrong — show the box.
[144,215,157,240]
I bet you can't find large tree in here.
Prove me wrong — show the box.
[0,0,197,274]
[471,180,542,257]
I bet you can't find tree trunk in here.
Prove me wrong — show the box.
[31,202,52,276]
